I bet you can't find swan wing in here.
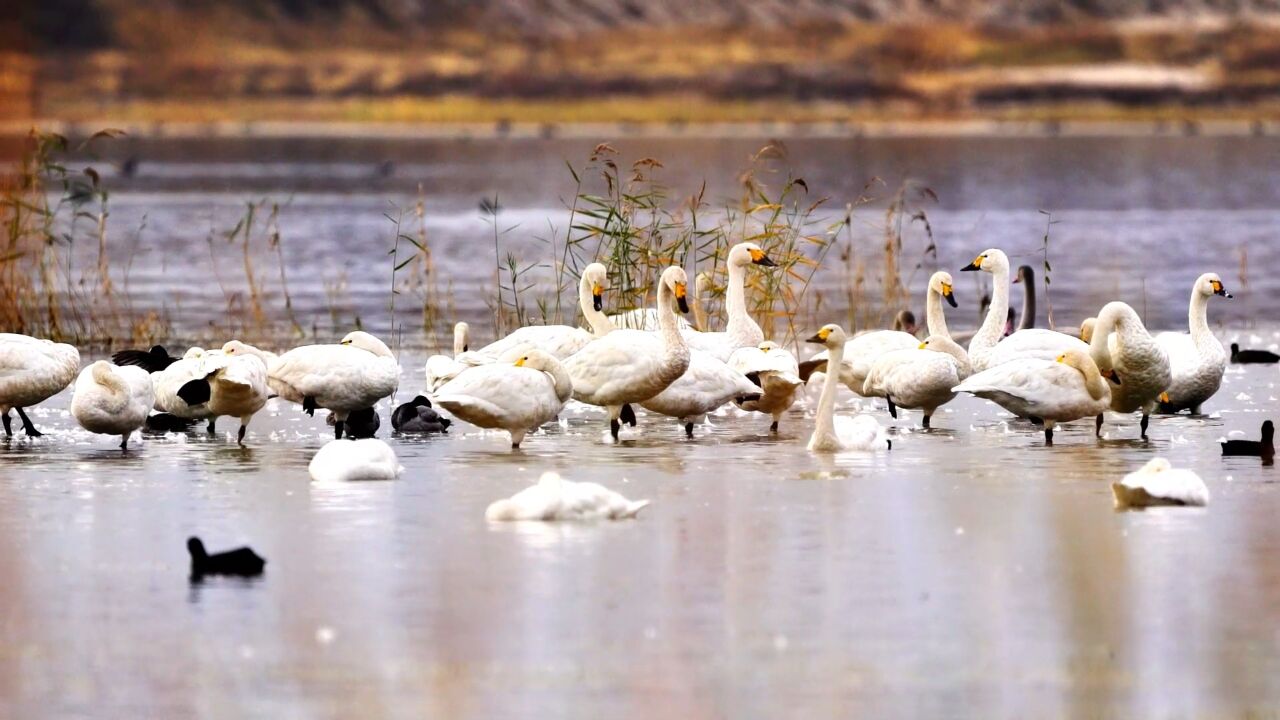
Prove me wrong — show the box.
[434,365,563,430]
[563,330,672,405]
[641,350,759,418]
[478,325,593,360]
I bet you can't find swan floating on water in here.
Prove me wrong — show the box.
[485,471,649,521]
[0,333,80,438]
[1112,457,1209,508]
[806,324,892,452]
[70,360,155,449]
[308,438,403,482]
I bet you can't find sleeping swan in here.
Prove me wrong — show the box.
[1112,457,1209,508]
[260,331,399,439]
[0,333,80,438]
[308,438,403,482]
[70,360,154,450]
[485,471,649,521]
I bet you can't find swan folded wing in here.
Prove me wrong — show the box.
[987,330,1087,366]
[269,346,396,409]
[642,351,758,416]
[955,360,1101,420]
[563,332,668,403]
[434,366,562,429]
[680,330,733,362]
[479,326,592,360]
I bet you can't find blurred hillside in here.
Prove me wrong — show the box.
[5,0,1280,126]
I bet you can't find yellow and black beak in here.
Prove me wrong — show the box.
[592,283,604,312]
[960,255,984,272]
[1101,368,1122,385]
[514,356,527,367]
[748,248,778,267]
[942,283,957,308]
[918,341,928,349]
[806,328,830,344]
[1211,280,1233,298]
[674,282,690,314]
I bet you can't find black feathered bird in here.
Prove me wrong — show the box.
[112,345,180,373]
[391,396,451,434]
[328,407,380,438]
[1221,420,1275,465]
[1231,343,1279,364]
[188,537,266,579]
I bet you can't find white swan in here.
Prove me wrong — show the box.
[424,322,492,393]
[1089,301,1172,439]
[609,270,707,331]
[680,243,777,361]
[178,350,271,444]
[433,348,572,449]
[70,361,154,449]
[639,349,762,437]
[1112,457,1209,508]
[308,438,403,482]
[563,266,692,441]
[800,270,957,394]
[728,341,803,432]
[862,335,970,429]
[953,349,1114,445]
[1155,273,1232,414]
[147,347,214,427]
[475,263,615,360]
[0,333,80,437]
[262,331,399,439]
[806,324,892,452]
[485,471,649,521]
[960,249,1087,372]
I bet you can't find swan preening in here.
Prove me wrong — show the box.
[177,349,270,444]
[1088,301,1171,439]
[1112,457,1209,508]
[70,360,155,449]
[485,471,649,521]
[0,333,80,438]
[308,438,403,482]
[806,324,892,452]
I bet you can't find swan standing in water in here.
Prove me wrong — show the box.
[0,333,80,438]
[729,341,804,432]
[1089,301,1171,440]
[953,349,1115,445]
[862,335,970,429]
[308,438,403,482]
[961,249,1086,372]
[680,243,777,362]
[1112,457,1209,508]
[806,324,891,452]
[1155,273,1231,414]
[177,349,271,445]
[485,471,649,521]
[433,349,572,449]
[126,347,219,434]
[951,264,1035,346]
[261,331,399,439]
[800,270,957,394]
[424,322,490,393]
[639,348,761,438]
[563,266,692,441]
[473,263,615,360]
[70,361,155,449]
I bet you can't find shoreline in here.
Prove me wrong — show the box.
[4,118,1279,141]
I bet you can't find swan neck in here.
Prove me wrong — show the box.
[452,325,467,355]
[1081,361,1107,400]
[656,279,686,350]
[971,264,1010,354]
[692,289,709,332]
[579,274,615,337]
[725,261,761,344]
[546,359,574,402]
[925,287,950,339]
[92,363,125,396]
[1019,277,1035,330]
[1187,289,1213,349]
[815,342,843,437]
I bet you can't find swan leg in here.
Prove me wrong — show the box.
[886,398,898,419]
[621,404,637,427]
[303,396,318,417]
[334,420,345,440]
[1044,426,1054,446]
[207,418,217,436]
[15,408,42,438]
[610,419,620,441]
[1,410,11,437]
[684,422,694,438]
[120,435,129,451]
[922,413,931,430]
[1140,413,1150,440]
[510,429,526,449]
[769,419,779,433]
[237,424,247,445]
[1095,414,1104,437]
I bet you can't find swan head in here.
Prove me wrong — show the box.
[729,242,778,268]
[806,323,847,348]
[757,341,779,353]
[1079,317,1097,343]
[512,348,561,373]
[1135,457,1173,475]
[1011,265,1035,285]
[582,263,610,312]
[339,331,394,358]
[181,347,206,360]
[1196,273,1233,299]
[919,335,965,356]
[695,271,712,296]
[929,271,958,308]
[221,340,268,360]
[960,248,1008,274]
[660,266,691,315]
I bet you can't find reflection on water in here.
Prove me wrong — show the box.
[0,336,1277,716]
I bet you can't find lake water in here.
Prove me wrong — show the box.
[2,131,1279,716]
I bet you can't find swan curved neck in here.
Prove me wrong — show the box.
[925,288,950,339]
[1018,277,1035,330]
[692,288,709,332]
[971,264,1010,354]
[656,280,686,351]
[453,325,468,355]
[579,275,615,337]
[545,360,574,402]
[1187,289,1215,351]
[92,363,125,395]
[1079,361,1107,400]
[725,261,762,345]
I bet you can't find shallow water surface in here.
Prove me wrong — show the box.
[1,328,1278,717]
